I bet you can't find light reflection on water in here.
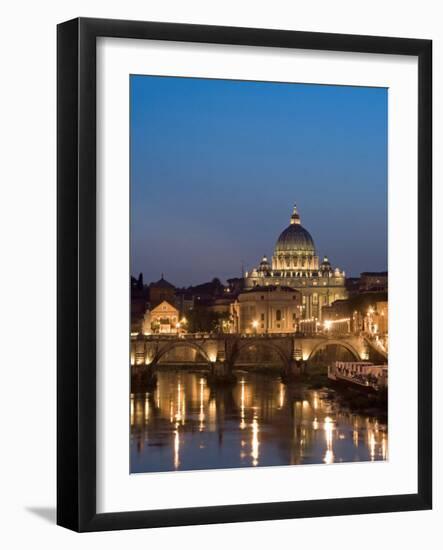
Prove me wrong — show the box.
[130,370,387,473]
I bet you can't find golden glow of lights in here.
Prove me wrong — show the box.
[312,392,319,410]
[251,414,260,466]
[251,320,259,329]
[278,383,285,409]
[323,416,334,464]
[175,382,182,424]
[324,320,332,330]
[382,432,388,460]
[174,425,180,469]
[240,378,246,430]
[368,430,376,461]
[132,373,388,471]
[199,378,205,431]
[208,399,216,431]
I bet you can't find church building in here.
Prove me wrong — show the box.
[244,204,347,321]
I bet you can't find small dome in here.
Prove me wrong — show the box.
[321,256,331,266]
[274,224,315,254]
[258,255,271,272]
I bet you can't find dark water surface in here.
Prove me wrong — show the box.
[130,370,387,473]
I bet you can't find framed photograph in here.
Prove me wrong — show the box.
[57,17,432,532]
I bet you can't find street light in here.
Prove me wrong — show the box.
[252,320,259,334]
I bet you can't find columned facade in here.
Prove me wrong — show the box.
[244,204,347,321]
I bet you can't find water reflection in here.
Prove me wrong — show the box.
[130,370,388,473]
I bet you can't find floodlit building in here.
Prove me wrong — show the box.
[233,285,302,334]
[143,300,180,334]
[244,204,347,320]
[148,275,176,308]
[359,271,388,292]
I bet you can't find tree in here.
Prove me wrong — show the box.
[137,272,144,290]
[187,308,232,334]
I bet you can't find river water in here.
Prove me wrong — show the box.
[130,370,387,473]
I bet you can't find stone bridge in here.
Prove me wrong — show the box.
[131,333,373,387]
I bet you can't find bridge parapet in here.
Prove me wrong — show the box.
[130,332,368,369]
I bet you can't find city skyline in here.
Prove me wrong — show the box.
[131,75,387,286]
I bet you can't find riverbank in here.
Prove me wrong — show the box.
[299,365,388,420]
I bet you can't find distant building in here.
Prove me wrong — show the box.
[185,278,226,305]
[322,299,352,334]
[149,275,176,308]
[363,301,388,353]
[359,271,388,292]
[226,277,245,296]
[233,285,302,334]
[143,300,180,334]
[345,277,361,296]
[244,204,347,320]
[322,294,388,341]
[175,289,194,318]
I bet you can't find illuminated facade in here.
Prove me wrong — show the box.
[143,300,180,334]
[232,285,302,334]
[244,204,348,320]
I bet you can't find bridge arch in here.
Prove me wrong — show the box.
[229,339,291,369]
[152,341,212,366]
[307,339,361,362]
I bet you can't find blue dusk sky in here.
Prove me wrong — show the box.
[130,75,387,286]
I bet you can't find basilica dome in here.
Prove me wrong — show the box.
[275,224,315,253]
[274,205,316,254]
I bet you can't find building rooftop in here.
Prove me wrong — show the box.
[243,285,299,294]
[149,275,175,289]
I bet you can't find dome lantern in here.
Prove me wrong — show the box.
[290,203,301,225]
[272,204,318,272]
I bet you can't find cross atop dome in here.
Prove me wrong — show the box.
[290,203,301,225]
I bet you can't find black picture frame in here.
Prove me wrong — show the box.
[57,17,432,532]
